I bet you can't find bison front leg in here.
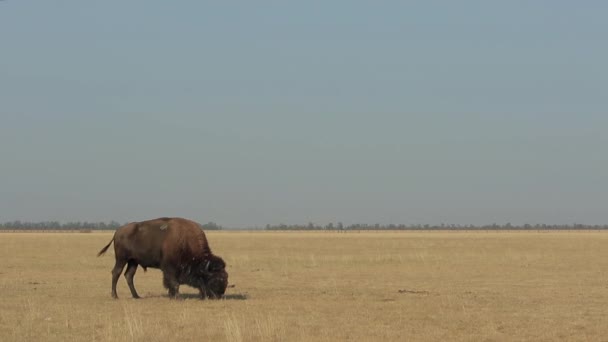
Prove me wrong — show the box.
[199,285,208,300]
[162,271,180,298]
[124,261,140,299]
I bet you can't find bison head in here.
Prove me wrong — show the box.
[201,255,228,299]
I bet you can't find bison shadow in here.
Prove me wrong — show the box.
[146,293,248,300]
[222,293,248,300]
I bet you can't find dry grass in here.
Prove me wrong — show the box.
[1,231,608,341]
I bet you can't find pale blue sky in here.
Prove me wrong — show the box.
[1,1,607,227]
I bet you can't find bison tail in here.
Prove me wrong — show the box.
[97,238,114,257]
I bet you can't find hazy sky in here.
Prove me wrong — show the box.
[1,1,607,227]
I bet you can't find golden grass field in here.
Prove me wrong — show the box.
[1,230,608,341]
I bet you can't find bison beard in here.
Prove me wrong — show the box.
[97,217,228,299]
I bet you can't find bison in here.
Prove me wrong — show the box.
[97,217,228,299]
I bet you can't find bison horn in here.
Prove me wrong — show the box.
[205,260,211,272]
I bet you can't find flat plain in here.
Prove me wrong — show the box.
[1,230,608,341]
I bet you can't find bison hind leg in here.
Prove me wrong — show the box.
[111,259,127,299]
[124,260,141,299]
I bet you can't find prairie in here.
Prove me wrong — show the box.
[1,230,607,341]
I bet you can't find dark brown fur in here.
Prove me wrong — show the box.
[97,217,228,299]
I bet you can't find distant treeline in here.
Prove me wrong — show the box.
[264,223,608,231]
[2,221,607,231]
[0,221,223,231]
